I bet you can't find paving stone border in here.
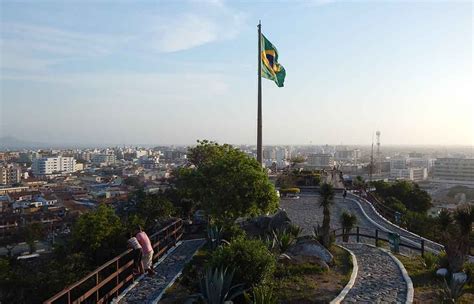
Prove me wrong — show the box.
[380,247,414,304]
[330,245,358,304]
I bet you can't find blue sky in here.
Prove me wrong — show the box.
[1,0,472,146]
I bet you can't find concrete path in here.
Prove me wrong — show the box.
[118,239,205,304]
[341,243,408,304]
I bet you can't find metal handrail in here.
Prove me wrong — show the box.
[332,226,425,256]
[44,218,183,304]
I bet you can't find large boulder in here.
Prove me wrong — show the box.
[287,236,333,264]
[268,210,291,232]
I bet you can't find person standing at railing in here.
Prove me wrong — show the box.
[128,233,144,275]
[136,226,156,276]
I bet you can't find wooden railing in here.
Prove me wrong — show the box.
[44,218,183,304]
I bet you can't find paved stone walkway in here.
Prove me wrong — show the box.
[341,243,407,304]
[118,239,205,304]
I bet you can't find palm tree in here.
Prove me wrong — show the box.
[340,212,357,242]
[319,183,335,248]
[443,205,473,273]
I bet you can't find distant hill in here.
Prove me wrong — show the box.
[0,136,47,150]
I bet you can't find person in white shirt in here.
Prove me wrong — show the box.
[127,233,144,275]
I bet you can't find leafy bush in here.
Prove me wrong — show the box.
[221,222,246,241]
[209,238,276,287]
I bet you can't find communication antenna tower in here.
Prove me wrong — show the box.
[376,131,381,175]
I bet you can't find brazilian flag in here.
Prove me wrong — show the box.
[261,34,286,87]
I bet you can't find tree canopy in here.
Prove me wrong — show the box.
[371,180,432,213]
[71,204,125,263]
[177,140,279,221]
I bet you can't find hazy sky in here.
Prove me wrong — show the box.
[1,0,472,146]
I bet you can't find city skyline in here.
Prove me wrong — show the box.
[1,0,473,146]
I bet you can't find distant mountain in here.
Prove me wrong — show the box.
[0,136,48,150]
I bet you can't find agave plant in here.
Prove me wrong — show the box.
[191,267,245,304]
[441,276,466,303]
[207,224,225,251]
[272,228,296,254]
[287,223,304,238]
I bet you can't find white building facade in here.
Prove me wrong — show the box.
[32,156,76,175]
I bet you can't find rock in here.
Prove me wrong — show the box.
[436,268,448,277]
[287,236,333,264]
[269,210,291,231]
[255,215,272,229]
[452,272,468,284]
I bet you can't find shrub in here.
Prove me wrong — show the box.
[209,238,276,287]
[221,223,246,241]
[463,262,474,284]
[252,284,277,304]
[422,252,439,269]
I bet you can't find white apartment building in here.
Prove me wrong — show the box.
[390,167,427,182]
[0,164,21,185]
[32,156,76,175]
[433,158,474,184]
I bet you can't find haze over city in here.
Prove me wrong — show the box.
[1,0,473,146]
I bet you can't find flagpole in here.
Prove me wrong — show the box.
[257,20,263,165]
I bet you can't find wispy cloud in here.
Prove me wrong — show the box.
[151,1,245,52]
[0,22,128,72]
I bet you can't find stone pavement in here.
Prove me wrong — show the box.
[341,243,407,304]
[118,239,205,304]
[281,195,411,303]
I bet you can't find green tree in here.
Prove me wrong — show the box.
[443,205,474,273]
[71,204,125,263]
[135,194,175,230]
[177,140,278,221]
[24,222,43,253]
[319,183,335,248]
